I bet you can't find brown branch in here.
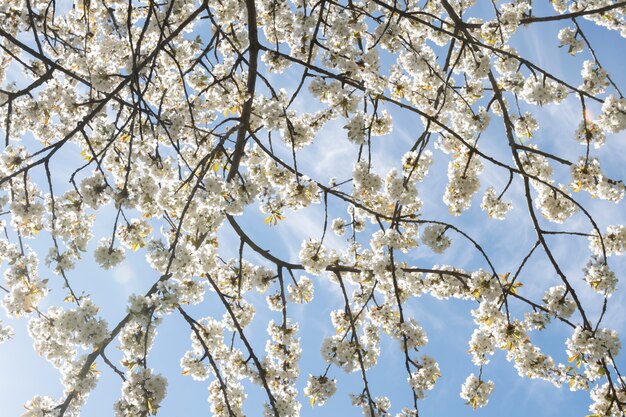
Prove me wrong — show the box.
[226,0,259,182]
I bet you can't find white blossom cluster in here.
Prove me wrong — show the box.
[580,60,609,95]
[29,300,108,366]
[0,320,14,344]
[566,327,621,369]
[118,219,152,251]
[583,257,618,297]
[519,145,578,223]
[480,187,512,220]
[574,120,606,148]
[8,179,45,238]
[2,243,48,317]
[353,161,383,197]
[421,225,451,254]
[287,277,314,304]
[408,356,441,399]
[589,225,626,256]
[304,375,337,407]
[331,218,347,236]
[19,395,59,417]
[262,320,303,416]
[460,373,495,409]
[558,27,584,55]
[320,323,380,373]
[598,95,626,133]
[520,77,568,106]
[480,2,529,46]
[512,112,539,139]
[114,368,168,417]
[588,377,626,417]
[542,285,576,320]
[443,150,484,215]
[298,240,330,275]
[93,238,126,270]
[570,158,625,202]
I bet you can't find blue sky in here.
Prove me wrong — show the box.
[1,1,626,416]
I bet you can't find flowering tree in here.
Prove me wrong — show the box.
[1,0,626,415]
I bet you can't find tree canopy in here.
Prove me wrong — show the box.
[1,0,626,416]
